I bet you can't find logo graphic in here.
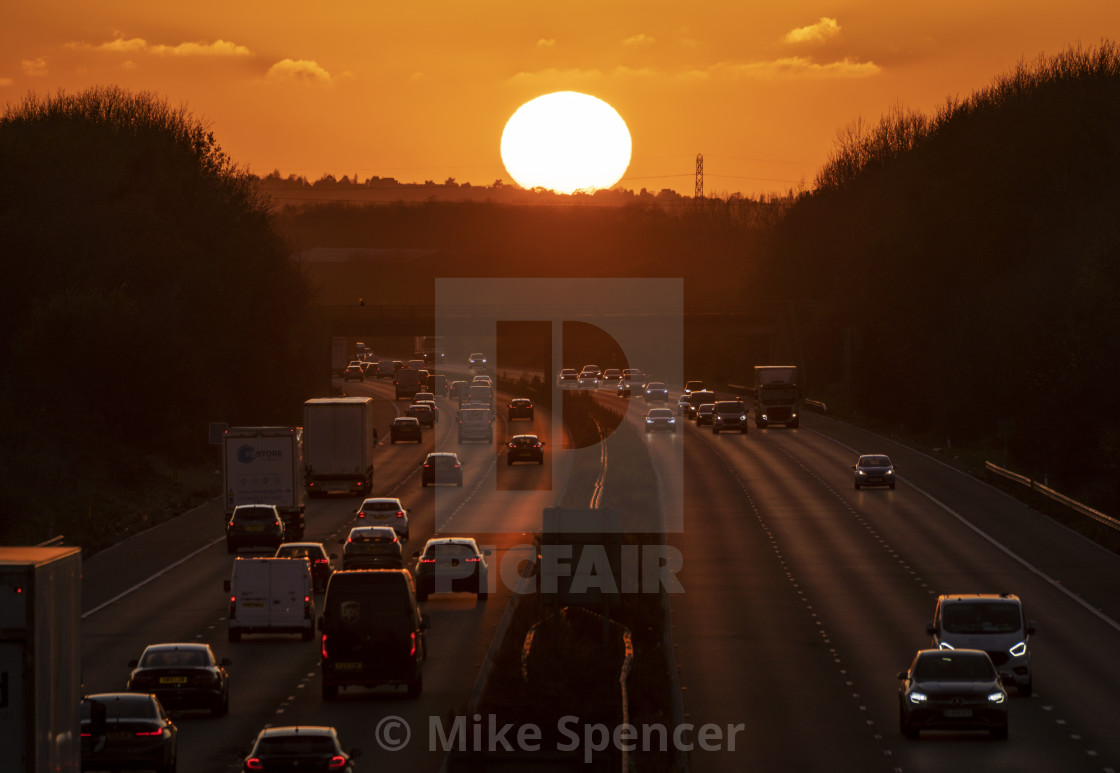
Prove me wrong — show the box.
[340,601,361,624]
[237,444,256,465]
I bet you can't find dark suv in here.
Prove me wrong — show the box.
[319,570,430,699]
[226,505,286,553]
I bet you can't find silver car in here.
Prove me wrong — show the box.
[711,400,749,434]
[644,408,677,433]
[926,593,1035,696]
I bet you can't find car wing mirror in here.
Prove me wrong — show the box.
[1027,620,1037,635]
[411,550,420,558]
[896,671,909,680]
[925,622,936,636]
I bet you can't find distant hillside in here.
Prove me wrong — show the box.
[768,41,1120,510]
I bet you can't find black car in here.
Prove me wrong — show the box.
[226,504,286,553]
[342,364,364,382]
[82,692,178,773]
[507,434,545,465]
[242,726,361,772]
[898,649,1009,739]
[711,400,749,434]
[274,541,335,592]
[126,643,231,717]
[508,398,534,420]
[853,454,896,489]
[341,526,404,569]
[390,416,423,444]
[413,537,490,600]
[406,403,436,428]
[422,452,463,487]
[694,403,716,426]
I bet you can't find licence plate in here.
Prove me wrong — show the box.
[243,601,265,607]
[335,662,363,671]
[109,731,132,741]
[245,525,264,532]
[159,676,188,685]
[944,709,972,718]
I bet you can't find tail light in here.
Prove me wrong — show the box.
[321,633,329,659]
[466,557,481,563]
[229,595,237,618]
[419,557,435,563]
[357,511,367,519]
[396,511,404,518]
[135,728,163,737]
[245,759,264,771]
[329,756,348,769]
[409,631,417,657]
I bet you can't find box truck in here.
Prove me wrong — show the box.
[0,546,82,772]
[303,397,377,496]
[223,427,306,540]
[753,365,801,428]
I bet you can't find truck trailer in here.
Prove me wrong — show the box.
[222,427,306,540]
[0,546,82,773]
[752,365,800,428]
[303,397,377,497]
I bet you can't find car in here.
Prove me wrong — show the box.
[926,593,1036,696]
[472,375,493,386]
[558,368,579,388]
[341,526,404,569]
[413,391,438,404]
[643,382,669,402]
[645,407,677,432]
[577,370,599,389]
[683,380,707,395]
[413,537,491,600]
[448,380,469,401]
[126,643,231,717]
[508,398,534,420]
[468,352,488,369]
[422,452,464,486]
[622,369,647,387]
[676,394,691,415]
[375,359,396,378]
[695,403,716,426]
[617,381,632,398]
[711,400,749,434]
[341,364,364,382]
[507,434,546,465]
[601,369,622,387]
[81,692,178,773]
[355,496,411,540]
[412,396,436,421]
[407,359,426,372]
[429,373,448,394]
[897,649,1008,740]
[686,389,717,418]
[853,454,896,489]
[242,726,361,772]
[274,542,335,592]
[390,416,423,444]
[226,504,286,553]
[319,570,429,699]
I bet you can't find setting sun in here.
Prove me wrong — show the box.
[500,92,632,194]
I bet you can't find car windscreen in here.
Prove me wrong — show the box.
[236,509,275,521]
[715,402,744,412]
[913,653,995,681]
[423,544,477,560]
[941,602,1021,634]
[83,696,159,720]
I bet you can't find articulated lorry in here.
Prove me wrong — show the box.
[753,365,801,428]
[223,426,306,540]
[303,397,377,496]
[0,546,82,772]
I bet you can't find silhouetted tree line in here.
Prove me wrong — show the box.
[765,41,1120,508]
[0,86,319,544]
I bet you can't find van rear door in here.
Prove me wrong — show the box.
[268,559,311,629]
[232,558,272,628]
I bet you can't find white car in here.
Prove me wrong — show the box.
[355,497,410,540]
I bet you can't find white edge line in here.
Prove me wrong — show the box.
[809,428,1120,634]
[82,536,226,619]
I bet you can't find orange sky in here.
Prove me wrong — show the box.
[3,2,1118,197]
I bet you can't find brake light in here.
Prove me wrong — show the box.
[396,511,404,518]
[409,631,417,657]
[466,557,481,563]
[453,464,460,469]
[329,756,348,769]
[314,558,328,564]
[134,728,163,737]
[424,464,432,469]
[419,557,435,563]
[357,511,366,518]
[245,759,264,771]
[321,633,329,659]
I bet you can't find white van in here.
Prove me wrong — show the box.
[224,557,316,642]
[466,384,494,407]
[458,406,494,443]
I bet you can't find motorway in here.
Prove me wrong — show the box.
[79,375,1120,772]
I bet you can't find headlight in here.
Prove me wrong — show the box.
[740,414,747,420]
[1009,641,1027,657]
[908,691,928,704]
[987,691,1006,704]
[856,470,867,476]
[646,419,653,423]
[885,469,894,476]
[938,641,955,650]
[668,418,676,423]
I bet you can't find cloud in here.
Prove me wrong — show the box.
[266,59,333,84]
[507,67,604,85]
[0,77,14,87]
[536,38,556,48]
[714,56,880,79]
[783,17,841,45]
[22,58,48,77]
[623,33,655,47]
[69,36,252,57]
